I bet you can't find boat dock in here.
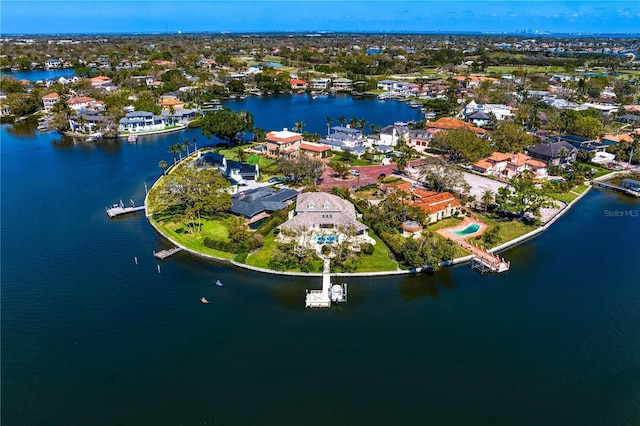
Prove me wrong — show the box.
[471,254,511,274]
[153,247,183,260]
[591,180,640,197]
[106,199,145,218]
[454,239,510,274]
[305,258,347,308]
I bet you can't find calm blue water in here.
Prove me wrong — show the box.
[2,96,640,425]
[0,69,77,81]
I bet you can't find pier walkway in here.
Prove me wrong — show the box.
[591,180,640,197]
[305,258,347,308]
[154,247,183,260]
[106,200,145,218]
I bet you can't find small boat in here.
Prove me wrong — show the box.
[201,297,210,304]
[128,134,138,143]
[215,280,224,287]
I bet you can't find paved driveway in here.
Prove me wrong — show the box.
[462,172,507,201]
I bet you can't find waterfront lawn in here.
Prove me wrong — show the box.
[246,232,277,269]
[152,218,235,260]
[425,216,465,232]
[549,183,590,204]
[357,233,398,272]
[473,213,537,246]
[246,231,398,272]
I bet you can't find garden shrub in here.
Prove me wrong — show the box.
[361,242,374,255]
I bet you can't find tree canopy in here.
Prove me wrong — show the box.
[147,165,232,234]
[200,107,254,145]
[430,129,492,163]
[417,157,470,195]
[490,121,539,153]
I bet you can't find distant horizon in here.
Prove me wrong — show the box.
[2,1,639,36]
[3,30,640,38]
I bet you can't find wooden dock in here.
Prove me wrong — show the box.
[453,238,510,274]
[154,247,183,260]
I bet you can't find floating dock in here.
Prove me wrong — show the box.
[153,247,183,260]
[305,258,347,308]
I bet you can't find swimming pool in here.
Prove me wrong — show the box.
[449,223,481,237]
[316,235,337,244]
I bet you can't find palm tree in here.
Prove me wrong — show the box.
[338,115,346,127]
[481,189,494,211]
[293,120,305,133]
[325,116,332,136]
[358,118,366,135]
[192,136,198,152]
[168,143,181,164]
[348,116,358,129]
[184,137,193,156]
[158,160,167,174]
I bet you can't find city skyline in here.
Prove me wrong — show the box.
[1,0,639,36]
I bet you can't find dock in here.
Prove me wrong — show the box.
[471,254,510,274]
[106,200,145,218]
[305,258,347,308]
[153,247,183,260]
[591,180,640,197]
[454,238,510,274]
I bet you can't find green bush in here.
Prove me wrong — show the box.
[256,208,289,236]
[234,251,248,263]
[204,237,248,253]
[321,244,332,256]
[361,242,374,255]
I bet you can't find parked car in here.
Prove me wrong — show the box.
[349,169,360,176]
[268,177,282,183]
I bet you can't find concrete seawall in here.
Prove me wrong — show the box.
[143,159,610,278]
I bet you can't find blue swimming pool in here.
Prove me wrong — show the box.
[449,223,481,237]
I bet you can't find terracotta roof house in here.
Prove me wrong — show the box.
[425,117,487,136]
[290,79,308,90]
[378,181,413,196]
[67,96,96,111]
[158,97,185,111]
[42,92,60,111]
[265,128,304,157]
[90,76,112,87]
[411,189,462,223]
[279,192,368,235]
[299,142,331,158]
[473,152,547,179]
[527,141,577,166]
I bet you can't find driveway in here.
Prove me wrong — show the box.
[462,172,507,201]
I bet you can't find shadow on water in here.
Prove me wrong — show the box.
[6,121,38,138]
[397,268,458,300]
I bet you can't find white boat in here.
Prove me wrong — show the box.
[201,297,210,304]
[128,134,138,143]
[215,279,224,287]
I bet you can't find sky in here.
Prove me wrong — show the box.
[1,0,639,35]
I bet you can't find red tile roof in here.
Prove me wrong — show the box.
[68,96,95,104]
[299,142,330,152]
[42,92,60,99]
[426,117,487,134]
[411,191,460,214]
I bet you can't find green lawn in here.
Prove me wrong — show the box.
[246,232,277,269]
[357,233,398,272]
[473,213,538,247]
[425,216,465,231]
[152,218,235,260]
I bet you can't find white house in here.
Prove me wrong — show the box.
[42,92,60,111]
[310,78,331,90]
[118,111,171,133]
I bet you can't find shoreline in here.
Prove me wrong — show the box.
[145,171,623,278]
